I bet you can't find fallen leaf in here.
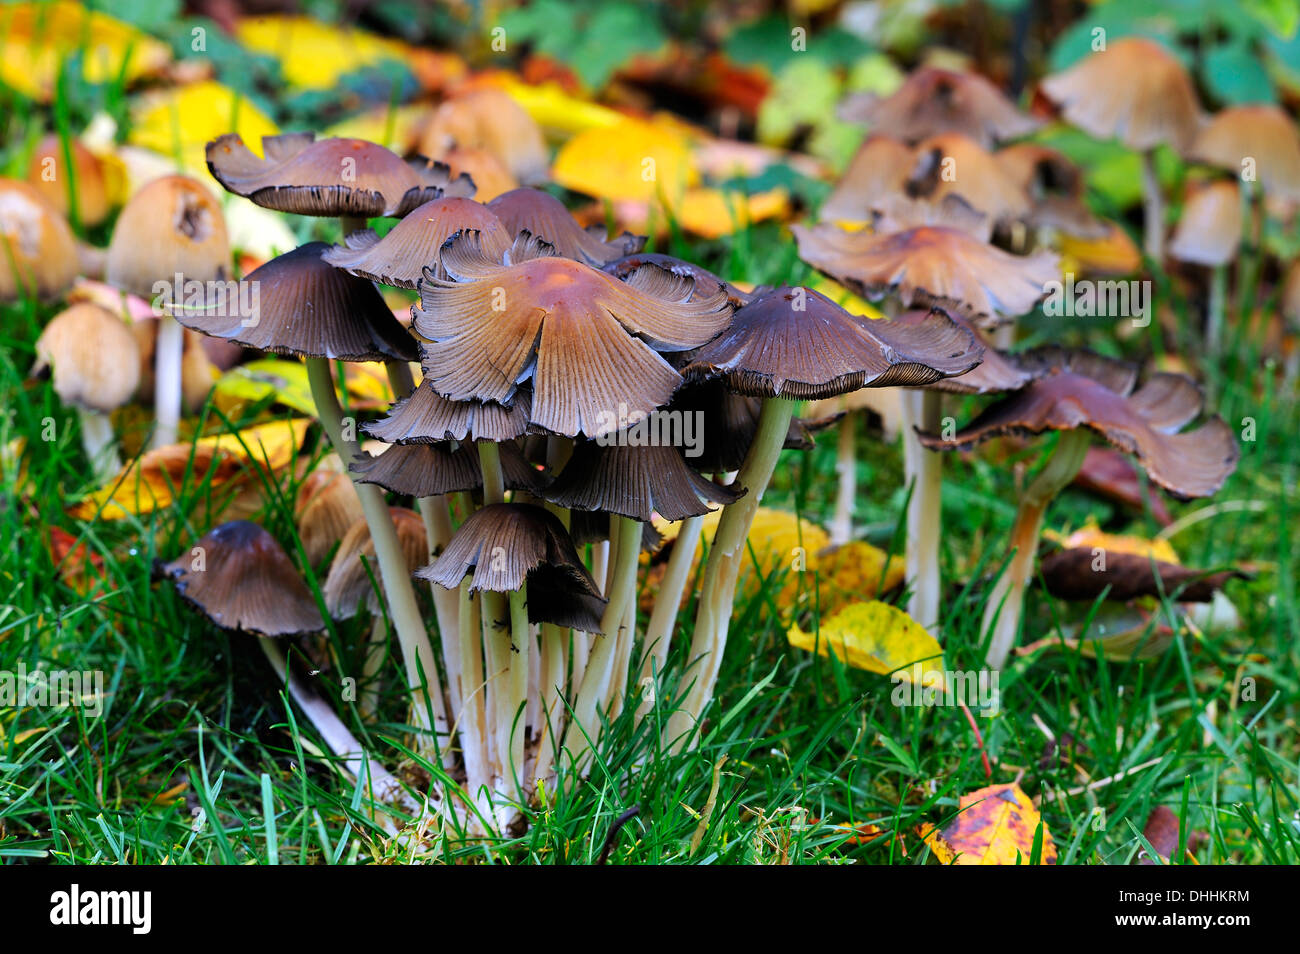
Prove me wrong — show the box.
[1059,220,1141,276]
[234,15,410,92]
[129,80,278,176]
[787,600,944,681]
[921,782,1058,865]
[1137,805,1203,865]
[553,114,698,204]
[47,527,106,594]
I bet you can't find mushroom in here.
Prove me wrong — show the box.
[416,89,549,185]
[819,135,916,225]
[665,286,981,748]
[295,466,365,566]
[31,302,141,482]
[363,379,532,445]
[602,252,753,308]
[349,439,545,499]
[917,357,1238,668]
[996,143,1109,244]
[1168,180,1241,357]
[26,134,112,227]
[1039,37,1202,260]
[105,175,230,448]
[0,178,79,302]
[906,132,1033,228]
[486,188,644,265]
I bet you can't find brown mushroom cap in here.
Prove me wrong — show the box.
[172,242,417,362]
[1074,446,1173,526]
[820,135,916,223]
[0,178,81,301]
[1040,547,1246,603]
[839,66,1040,148]
[1009,345,1140,397]
[683,287,983,399]
[487,188,644,265]
[416,503,606,631]
[1187,104,1300,200]
[1169,180,1241,266]
[206,132,473,218]
[154,520,325,636]
[891,308,1032,394]
[908,133,1032,224]
[350,439,545,497]
[322,196,510,287]
[32,302,141,412]
[26,134,111,226]
[543,439,742,522]
[1040,37,1201,152]
[417,89,549,185]
[603,252,752,308]
[442,147,519,203]
[323,508,427,619]
[917,369,1238,499]
[995,143,1108,238]
[415,231,733,437]
[363,379,531,444]
[295,467,365,566]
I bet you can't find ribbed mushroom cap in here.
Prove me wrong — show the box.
[1040,37,1201,152]
[417,89,549,185]
[294,468,364,565]
[172,242,417,362]
[839,66,1040,148]
[1187,104,1300,200]
[154,520,325,636]
[543,438,742,522]
[908,133,1032,224]
[820,135,916,223]
[32,302,141,412]
[1040,547,1245,603]
[568,510,665,553]
[416,503,606,631]
[603,252,752,308]
[26,134,111,226]
[891,308,1031,394]
[206,132,474,218]
[683,286,982,399]
[415,231,733,438]
[321,196,511,287]
[1008,345,1141,396]
[1169,180,1241,266]
[487,188,644,265]
[350,439,545,497]
[793,219,1059,323]
[917,369,1238,499]
[0,179,81,301]
[106,175,230,300]
[323,508,428,619]
[364,379,531,443]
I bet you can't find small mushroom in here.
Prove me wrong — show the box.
[486,188,644,265]
[906,132,1032,228]
[294,467,365,566]
[363,379,532,445]
[26,134,112,227]
[1168,180,1241,357]
[350,439,545,498]
[0,178,79,302]
[1187,104,1300,202]
[996,143,1108,242]
[416,89,549,185]
[819,134,916,225]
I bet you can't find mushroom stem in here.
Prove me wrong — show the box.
[77,407,121,483]
[339,216,368,238]
[902,389,944,629]
[477,441,506,505]
[1139,149,1164,262]
[507,585,531,796]
[829,411,856,545]
[532,624,566,791]
[562,513,642,771]
[480,589,511,784]
[419,495,463,724]
[360,615,386,719]
[668,396,797,751]
[982,429,1091,669]
[638,511,705,719]
[1205,263,1228,361]
[306,356,446,758]
[153,314,184,448]
[386,359,416,400]
[456,581,490,815]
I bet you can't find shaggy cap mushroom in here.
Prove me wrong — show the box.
[1039,37,1201,152]
[364,379,532,444]
[1187,104,1300,200]
[838,66,1040,148]
[173,242,417,362]
[154,520,325,636]
[26,134,111,226]
[106,175,230,300]
[1169,180,1241,267]
[996,143,1108,238]
[32,302,141,411]
[415,231,733,437]
[417,89,549,185]
[206,132,474,218]
[417,503,606,631]
[820,135,917,224]
[907,133,1032,225]
[350,439,545,498]
[0,178,80,301]
[322,196,510,287]
[1040,546,1246,604]
[891,307,1032,394]
[295,467,365,566]
[487,188,644,265]
[603,252,751,308]
[323,508,428,619]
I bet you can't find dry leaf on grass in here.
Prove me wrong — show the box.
[919,782,1058,865]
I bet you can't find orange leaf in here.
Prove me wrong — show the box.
[923,782,1057,865]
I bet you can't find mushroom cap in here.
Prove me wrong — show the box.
[350,439,545,498]
[442,147,519,203]
[996,144,1107,237]
[892,308,1032,394]
[838,66,1040,148]
[172,242,418,362]
[1040,547,1245,603]
[417,89,549,185]
[1040,37,1201,152]
[820,134,916,224]
[32,302,141,411]
[154,520,325,636]
[322,196,510,287]
[793,219,1059,323]
[206,132,474,218]
[26,134,111,226]
[603,252,752,308]
[568,510,665,553]
[106,175,230,301]
[1169,180,1241,266]
[294,467,365,566]
[683,287,983,399]
[543,438,742,522]
[486,188,644,265]
[415,232,733,438]
[1010,345,1139,396]
[416,503,606,632]
[917,369,1239,499]
[908,133,1032,224]
[0,178,80,302]
[323,508,427,619]
[1188,104,1300,200]
[364,379,532,444]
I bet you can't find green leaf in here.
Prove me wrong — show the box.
[1202,41,1276,104]
[498,0,665,92]
[1243,0,1299,38]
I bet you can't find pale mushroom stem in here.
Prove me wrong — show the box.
[306,356,447,759]
[532,624,566,792]
[602,595,637,719]
[1139,149,1164,262]
[257,637,416,831]
[829,411,856,545]
[360,616,386,719]
[638,511,705,719]
[456,580,491,818]
[1205,263,1228,360]
[153,315,184,448]
[902,389,944,629]
[77,407,121,483]
[507,585,531,797]
[668,396,797,752]
[982,429,1092,669]
[419,495,463,727]
[562,514,642,772]
[474,441,515,785]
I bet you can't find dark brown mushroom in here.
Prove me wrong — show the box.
[363,379,532,444]
[350,439,545,498]
[603,252,751,308]
[1039,547,1247,603]
[487,187,644,265]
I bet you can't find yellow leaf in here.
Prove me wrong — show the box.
[1056,526,1180,565]
[154,779,189,807]
[475,74,627,139]
[814,541,906,613]
[235,15,408,92]
[672,186,790,238]
[129,80,279,175]
[1059,220,1141,276]
[805,274,886,320]
[922,782,1058,865]
[788,600,944,680]
[553,115,698,204]
[213,359,395,419]
[13,727,49,744]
